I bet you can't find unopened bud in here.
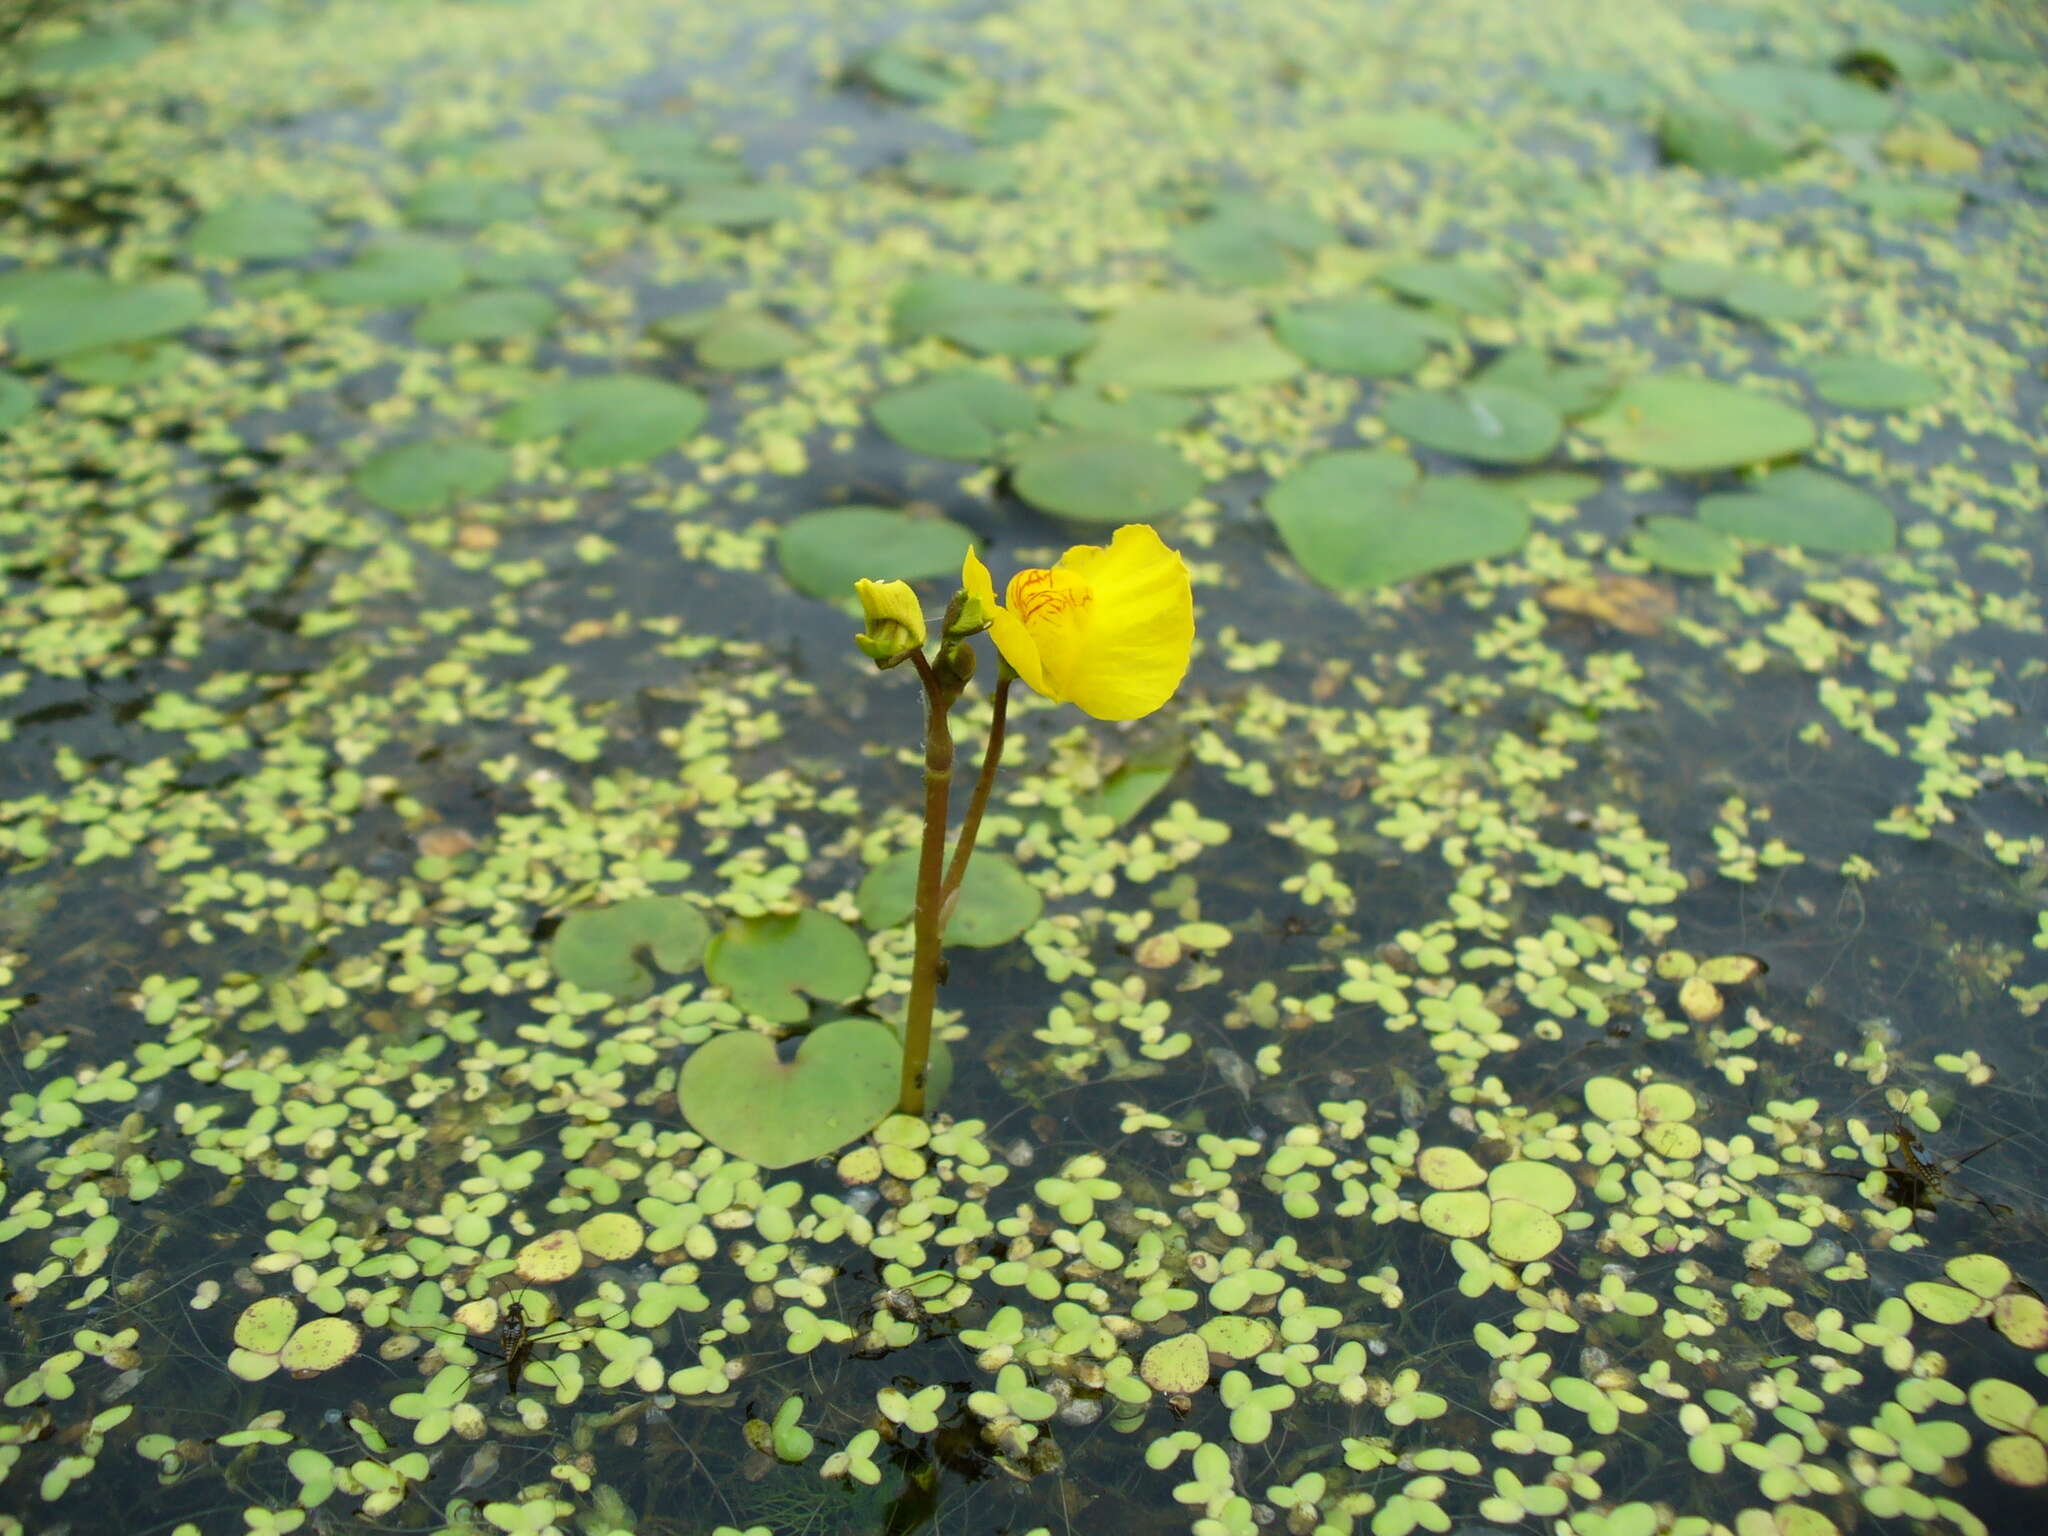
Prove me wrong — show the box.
[853,578,926,666]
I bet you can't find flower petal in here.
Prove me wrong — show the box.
[965,547,1052,698]
[1055,525,1193,720]
[1006,564,1093,704]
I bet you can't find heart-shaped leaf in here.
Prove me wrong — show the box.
[891,273,1090,358]
[1580,375,1814,472]
[1075,294,1300,392]
[495,375,706,468]
[550,897,711,1000]
[1696,467,1896,554]
[857,850,1043,947]
[1383,383,1562,465]
[705,911,872,1023]
[1265,450,1530,591]
[873,371,1037,460]
[775,506,974,601]
[1010,432,1202,522]
[680,1018,902,1167]
[354,438,512,516]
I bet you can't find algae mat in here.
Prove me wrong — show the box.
[3,0,2048,1533]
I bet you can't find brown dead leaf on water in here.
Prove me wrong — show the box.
[1541,575,1676,636]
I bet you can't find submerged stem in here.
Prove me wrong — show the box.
[899,651,955,1115]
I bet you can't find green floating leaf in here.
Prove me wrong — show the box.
[974,103,1063,145]
[0,375,33,434]
[1476,347,1622,418]
[1544,69,1654,114]
[495,375,706,468]
[693,310,809,371]
[1075,294,1300,392]
[189,195,324,262]
[1010,433,1202,523]
[857,850,1043,948]
[680,1018,901,1168]
[775,507,974,601]
[851,45,963,103]
[354,438,512,516]
[1659,107,1802,176]
[1273,296,1451,378]
[705,911,872,1024]
[1508,471,1603,506]
[1655,260,1826,323]
[0,271,207,365]
[1580,375,1815,472]
[1339,108,1484,156]
[414,287,559,345]
[1918,86,2029,139]
[1805,353,1943,411]
[1383,383,1562,465]
[672,184,799,228]
[1847,179,1962,222]
[873,370,1038,460]
[29,27,155,75]
[1076,738,1188,827]
[1265,450,1530,592]
[55,342,185,387]
[890,273,1090,359]
[404,177,538,228]
[470,245,576,285]
[1173,196,1334,287]
[1376,260,1515,318]
[608,122,746,186]
[1045,387,1202,437]
[1631,516,1741,576]
[550,897,711,1000]
[905,150,1019,197]
[310,237,467,307]
[1706,63,1894,134]
[1696,467,1896,555]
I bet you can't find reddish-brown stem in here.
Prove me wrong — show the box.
[939,673,1011,921]
[898,650,955,1115]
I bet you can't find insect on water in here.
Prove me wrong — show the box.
[1823,1110,2013,1227]
[402,1290,620,1397]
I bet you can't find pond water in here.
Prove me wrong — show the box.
[3,1,2047,1534]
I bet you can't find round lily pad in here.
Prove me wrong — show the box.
[0,375,32,434]
[1272,296,1449,377]
[495,375,706,468]
[704,910,872,1024]
[1645,1121,1703,1160]
[1697,467,1896,555]
[1632,517,1740,576]
[1805,354,1943,411]
[1476,348,1622,418]
[1419,1189,1492,1239]
[1074,294,1300,393]
[1383,384,1562,465]
[873,371,1038,460]
[1584,1076,1638,1122]
[608,122,745,186]
[1906,1281,1983,1326]
[1488,1160,1575,1215]
[679,1017,903,1168]
[905,150,1020,197]
[774,506,973,601]
[189,195,324,262]
[549,896,711,1000]
[1947,1254,2012,1299]
[1487,1200,1565,1263]
[414,287,559,345]
[1140,1333,1211,1394]
[1656,260,1827,324]
[516,1229,584,1284]
[673,184,799,228]
[578,1213,645,1263]
[1265,450,1530,592]
[1376,260,1515,317]
[1417,1146,1486,1190]
[0,271,208,364]
[851,45,962,103]
[694,311,808,371]
[310,238,467,307]
[404,177,537,228]
[1988,1435,2048,1488]
[279,1317,361,1374]
[1584,375,1815,472]
[857,849,1043,947]
[1995,1294,2048,1350]
[354,438,512,517]
[471,245,576,286]
[1658,107,1802,177]
[235,1296,299,1354]
[1637,1083,1697,1123]
[1010,432,1202,523]
[1198,1315,1275,1361]
[56,340,186,386]
[890,274,1091,359]
[1044,387,1203,436]
[1706,63,1894,135]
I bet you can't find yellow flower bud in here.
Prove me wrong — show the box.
[853,578,927,665]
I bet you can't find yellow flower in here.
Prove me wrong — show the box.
[853,577,926,663]
[961,524,1193,720]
